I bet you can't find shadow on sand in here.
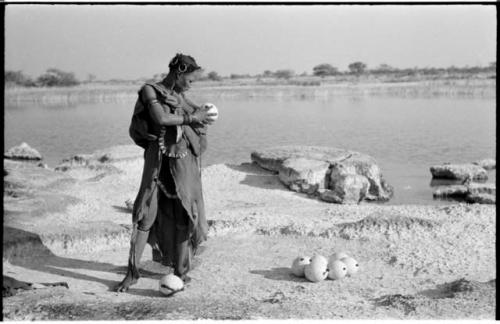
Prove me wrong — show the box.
[112,205,133,214]
[226,163,288,191]
[249,267,308,282]
[4,226,163,297]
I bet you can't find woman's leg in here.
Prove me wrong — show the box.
[116,202,157,292]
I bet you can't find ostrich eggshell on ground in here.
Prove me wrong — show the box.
[327,259,348,280]
[159,274,184,296]
[304,255,328,282]
[291,256,311,277]
[340,257,359,276]
[329,252,349,262]
[310,255,328,267]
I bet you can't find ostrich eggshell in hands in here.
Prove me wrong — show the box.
[203,103,218,121]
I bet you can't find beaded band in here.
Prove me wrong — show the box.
[158,126,188,159]
[147,99,160,107]
[182,114,193,125]
[158,127,167,154]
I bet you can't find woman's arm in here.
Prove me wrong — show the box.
[142,85,214,126]
[142,85,184,126]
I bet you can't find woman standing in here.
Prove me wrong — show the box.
[116,53,215,292]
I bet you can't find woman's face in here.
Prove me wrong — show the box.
[175,71,196,92]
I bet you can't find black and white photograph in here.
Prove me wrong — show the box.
[3,2,496,320]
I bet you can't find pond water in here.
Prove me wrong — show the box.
[4,95,496,205]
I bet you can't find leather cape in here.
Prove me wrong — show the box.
[128,82,208,265]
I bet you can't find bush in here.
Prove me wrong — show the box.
[274,69,295,79]
[312,64,339,77]
[207,71,222,81]
[348,62,367,75]
[263,70,274,77]
[230,73,251,79]
[36,68,80,87]
[5,70,36,87]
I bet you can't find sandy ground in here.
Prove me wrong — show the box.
[2,149,496,320]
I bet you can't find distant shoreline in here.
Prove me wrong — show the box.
[4,76,496,106]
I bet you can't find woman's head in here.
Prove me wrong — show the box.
[169,53,201,74]
[168,53,201,92]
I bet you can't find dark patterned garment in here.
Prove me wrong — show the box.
[128,82,208,275]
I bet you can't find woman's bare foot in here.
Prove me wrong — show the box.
[115,273,138,292]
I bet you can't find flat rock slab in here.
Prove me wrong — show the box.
[465,193,496,204]
[432,183,496,204]
[430,164,488,181]
[5,142,43,161]
[278,158,330,193]
[433,185,469,199]
[251,146,353,172]
[472,159,496,171]
[251,146,393,204]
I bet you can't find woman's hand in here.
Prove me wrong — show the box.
[191,107,217,125]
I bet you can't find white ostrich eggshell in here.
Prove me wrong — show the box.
[291,256,311,277]
[327,259,348,280]
[329,252,349,262]
[304,255,328,282]
[340,257,359,276]
[310,255,328,267]
[203,103,218,121]
[159,274,184,296]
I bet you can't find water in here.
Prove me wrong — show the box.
[4,96,496,205]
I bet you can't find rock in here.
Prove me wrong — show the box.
[37,162,49,169]
[465,184,496,204]
[429,178,468,187]
[251,146,351,172]
[4,143,43,161]
[327,173,369,204]
[467,183,496,196]
[433,182,495,204]
[319,190,343,204]
[430,164,488,181]
[465,193,495,204]
[251,146,393,204]
[433,185,469,199]
[58,154,94,168]
[278,158,330,193]
[472,159,495,170]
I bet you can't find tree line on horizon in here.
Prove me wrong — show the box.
[5,61,496,87]
[220,61,496,81]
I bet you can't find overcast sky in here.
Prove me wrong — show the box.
[5,4,496,80]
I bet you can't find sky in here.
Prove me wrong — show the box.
[4,4,497,80]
